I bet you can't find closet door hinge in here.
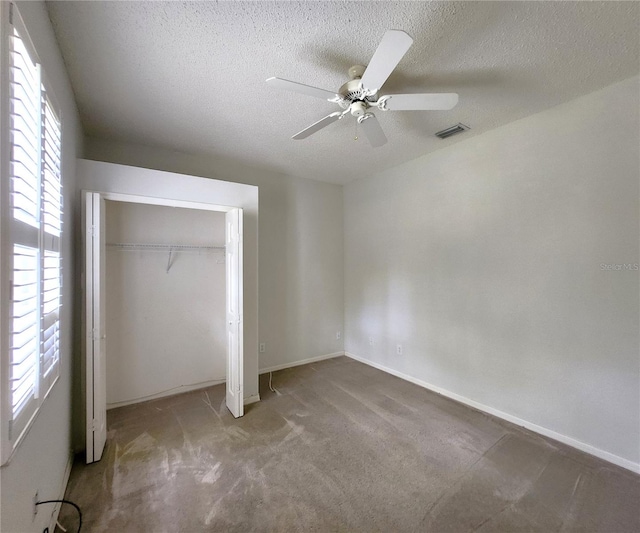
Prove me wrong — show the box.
[92,418,99,431]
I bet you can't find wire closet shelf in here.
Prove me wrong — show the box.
[106,242,226,273]
[107,243,224,253]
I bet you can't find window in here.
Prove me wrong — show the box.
[2,3,62,460]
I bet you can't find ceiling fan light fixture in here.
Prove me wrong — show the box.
[350,101,368,117]
[435,123,470,139]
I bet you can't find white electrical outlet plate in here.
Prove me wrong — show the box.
[397,344,403,355]
[259,343,266,353]
[369,337,374,346]
[336,331,341,340]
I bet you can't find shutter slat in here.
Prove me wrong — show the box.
[11,369,36,414]
[11,339,38,366]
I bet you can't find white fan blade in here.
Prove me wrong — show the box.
[358,113,387,148]
[292,112,342,140]
[384,93,459,111]
[360,30,413,92]
[266,77,339,101]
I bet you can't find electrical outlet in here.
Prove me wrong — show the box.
[336,331,341,340]
[369,336,374,346]
[259,343,266,353]
[33,491,38,517]
[397,344,403,355]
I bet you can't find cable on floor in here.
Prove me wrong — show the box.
[269,371,278,393]
[109,377,226,407]
[35,499,82,533]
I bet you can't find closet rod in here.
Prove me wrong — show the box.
[107,243,225,253]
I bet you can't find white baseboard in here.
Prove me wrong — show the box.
[345,352,640,474]
[47,451,74,532]
[107,378,226,410]
[108,382,263,410]
[259,351,344,374]
[244,394,260,406]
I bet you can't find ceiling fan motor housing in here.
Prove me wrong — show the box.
[339,78,377,104]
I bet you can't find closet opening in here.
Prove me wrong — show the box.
[83,191,244,463]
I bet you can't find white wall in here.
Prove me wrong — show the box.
[105,202,226,407]
[0,2,83,532]
[344,76,640,471]
[83,140,345,373]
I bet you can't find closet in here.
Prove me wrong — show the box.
[104,200,226,409]
[82,168,252,464]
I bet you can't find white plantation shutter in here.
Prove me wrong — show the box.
[10,244,39,434]
[10,25,40,229]
[9,23,40,437]
[4,7,63,448]
[41,250,60,392]
[42,98,62,236]
[40,96,62,394]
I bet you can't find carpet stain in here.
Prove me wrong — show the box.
[200,461,222,484]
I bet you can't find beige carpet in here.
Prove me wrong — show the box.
[58,356,639,532]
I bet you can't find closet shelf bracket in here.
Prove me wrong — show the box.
[166,249,174,274]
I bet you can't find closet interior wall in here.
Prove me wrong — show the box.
[105,200,226,408]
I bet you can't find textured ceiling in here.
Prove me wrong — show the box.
[47,1,639,184]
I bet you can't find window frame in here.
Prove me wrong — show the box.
[0,2,64,464]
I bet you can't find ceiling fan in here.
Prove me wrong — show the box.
[266,30,459,148]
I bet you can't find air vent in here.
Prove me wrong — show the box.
[435,123,470,139]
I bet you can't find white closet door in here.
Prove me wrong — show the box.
[84,192,107,463]
[225,208,244,418]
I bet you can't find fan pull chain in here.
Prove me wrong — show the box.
[354,119,359,141]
